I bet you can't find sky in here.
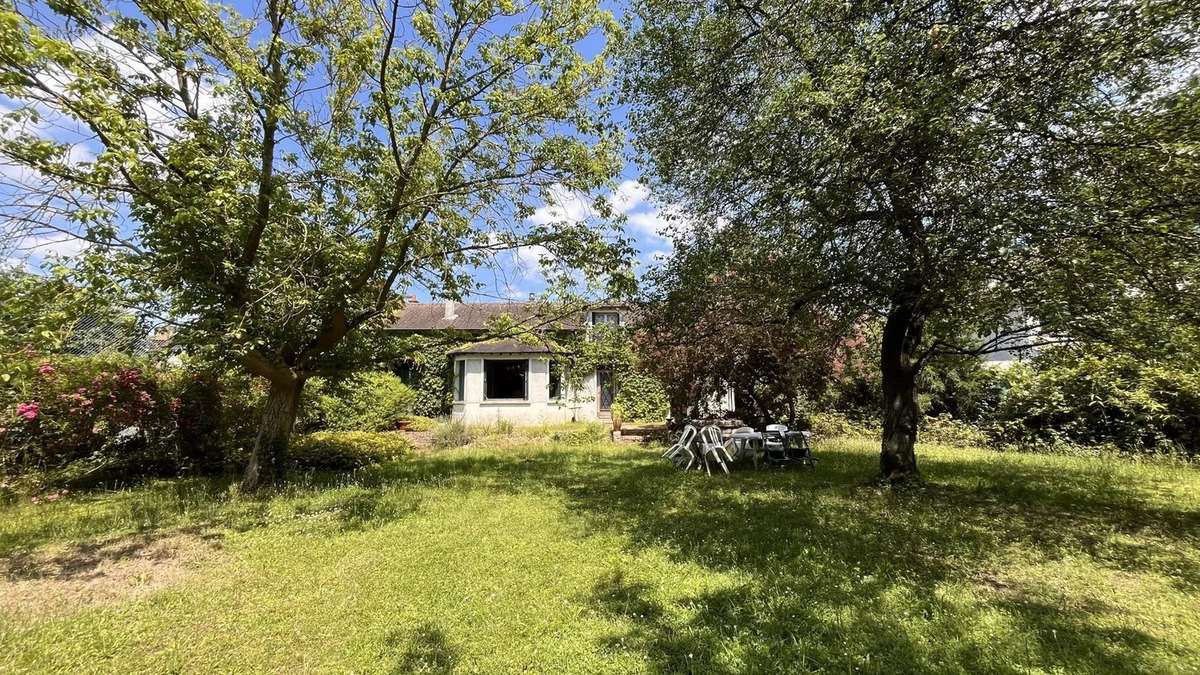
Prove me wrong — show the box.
[0,0,678,303]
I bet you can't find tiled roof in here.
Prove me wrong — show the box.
[448,339,556,355]
[388,301,620,331]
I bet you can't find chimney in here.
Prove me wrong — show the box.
[406,294,419,304]
[443,300,458,320]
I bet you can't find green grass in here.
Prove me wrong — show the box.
[2,435,1198,673]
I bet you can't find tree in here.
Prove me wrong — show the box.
[1,0,633,490]
[622,0,1200,482]
[1033,80,1200,361]
[636,237,848,427]
[0,266,93,394]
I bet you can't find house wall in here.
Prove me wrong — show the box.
[451,353,601,426]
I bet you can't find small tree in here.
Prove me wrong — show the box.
[636,249,845,427]
[1,0,632,489]
[623,0,1200,482]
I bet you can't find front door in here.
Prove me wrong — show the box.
[597,368,615,413]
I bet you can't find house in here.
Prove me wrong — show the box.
[387,300,627,425]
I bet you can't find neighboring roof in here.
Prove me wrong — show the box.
[387,302,538,331]
[388,301,626,331]
[448,339,555,355]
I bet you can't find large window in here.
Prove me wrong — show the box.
[591,311,620,326]
[454,359,466,401]
[484,359,528,400]
[548,360,563,400]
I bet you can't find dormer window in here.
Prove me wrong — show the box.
[591,311,620,326]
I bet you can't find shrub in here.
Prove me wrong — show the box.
[402,415,437,432]
[920,414,991,448]
[391,340,455,418]
[170,371,228,472]
[992,351,1200,456]
[290,431,411,470]
[613,371,669,421]
[805,411,876,439]
[301,372,416,432]
[1,355,176,478]
[431,420,473,450]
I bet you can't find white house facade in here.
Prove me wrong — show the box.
[388,301,625,426]
[449,347,606,425]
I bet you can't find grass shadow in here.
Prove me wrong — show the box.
[380,623,458,674]
[374,442,1199,671]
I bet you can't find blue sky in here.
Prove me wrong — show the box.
[0,0,675,302]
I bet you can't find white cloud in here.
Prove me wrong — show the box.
[627,209,680,240]
[513,244,549,279]
[71,32,221,132]
[610,180,650,214]
[526,180,684,242]
[526,184,595,226]
[24,233,89,259]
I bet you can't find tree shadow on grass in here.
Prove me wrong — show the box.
[379,622,458,674]
[380,445,1199,672]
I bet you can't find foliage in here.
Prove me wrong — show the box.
[170,371,229,472]
[920,357,1007,424]
[607,402,624,429]
[393,338,456,418]
[823,323,1006,425]
[635,268,846,426]
[993,348,1200,456]
[0,268,97,395]
[0,354,176,479]
[612,370,668,422]
[0,357,424,484]
[431,420,474,450]
[804,411,876,440]
[546,320,669,422]
[3,440,1200,671]
[0,0,633,489]
[401,415,436,432]
[623,0,1200,479]
[288,431,410,471]
[300,372,416,433]
[919,414,992,449]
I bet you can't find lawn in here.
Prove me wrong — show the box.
[2,433,1198,673]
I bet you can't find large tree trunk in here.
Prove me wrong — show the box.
[879,301,925,483]
[240,376,305,492]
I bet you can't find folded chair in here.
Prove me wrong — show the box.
[664,424,699,470]
[786,430,817,466]
[698,425,734,475]
[762,424,790,466]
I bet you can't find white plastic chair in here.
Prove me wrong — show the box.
[763,423,789,465]
[726,426,759,467]
[698,425,733,475]
[664,424,699,469]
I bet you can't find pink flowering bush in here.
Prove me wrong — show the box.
[2,355,175,477]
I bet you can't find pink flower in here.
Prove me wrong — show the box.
[17,401,39,421]
[37,363,56,376]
